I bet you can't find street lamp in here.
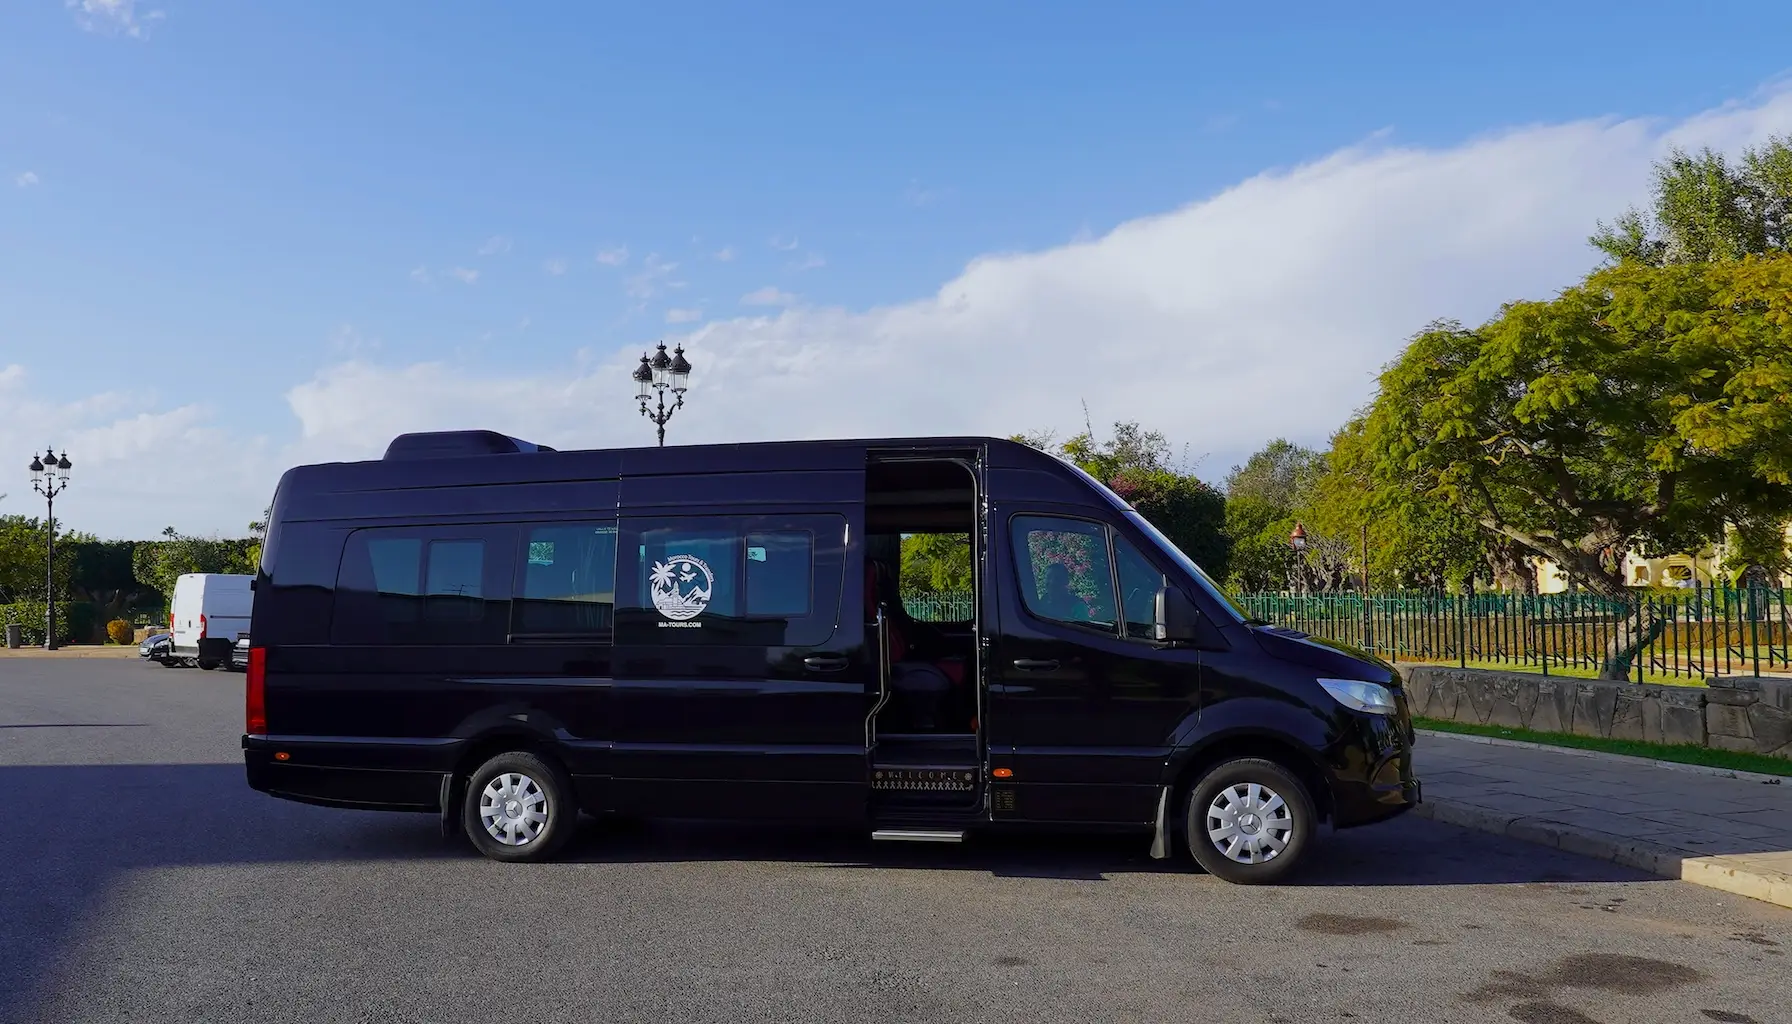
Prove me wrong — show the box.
[1288,521,1308,597]
[634,341,694,447]
[28,448,72,650]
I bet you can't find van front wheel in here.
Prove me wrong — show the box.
[461,752,576,863]
[1185,758,1315,884]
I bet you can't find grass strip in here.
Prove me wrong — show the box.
[1414,716,1792,777]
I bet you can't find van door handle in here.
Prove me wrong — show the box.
[803,655,850,673]
[1011,659,1060,672]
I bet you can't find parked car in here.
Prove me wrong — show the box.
[244,429,1419,883]
[230,635,251,672]
[138,631,174,664]
[170,572,253,670]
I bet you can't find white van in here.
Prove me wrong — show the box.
[170,573,253,670]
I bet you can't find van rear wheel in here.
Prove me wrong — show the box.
[1185,758,1315,884]
[460,751,576,863]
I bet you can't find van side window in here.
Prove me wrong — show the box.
[1011,515,1118,633]
[513,523,618,636]
[1114,535,1164,640]
[333,527,512,645]
[616,515,844,647]
[745,531,813,616]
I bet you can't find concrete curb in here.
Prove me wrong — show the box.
[1414,799,1792,909]
[1416,728,1789,785]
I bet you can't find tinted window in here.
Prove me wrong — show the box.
[514,523,617,636]
[1114,535,1164,640]
[1011,515,1117,633]
[333,527,512,644]
[746,531,812,616]
[617,515,844,646]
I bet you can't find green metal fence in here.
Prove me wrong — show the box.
[1234,586,1792,680]
[902,591,975,623]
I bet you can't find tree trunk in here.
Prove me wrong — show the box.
[1582,572,1660,682]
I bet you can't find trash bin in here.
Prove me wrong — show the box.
[4,623,21,649]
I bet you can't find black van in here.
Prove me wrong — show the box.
[244,431,1418,883]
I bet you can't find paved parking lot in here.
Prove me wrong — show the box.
[3,658,1788,1024]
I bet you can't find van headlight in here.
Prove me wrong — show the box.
[1318,678,1397,716]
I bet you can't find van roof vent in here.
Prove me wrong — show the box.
[383,430,557,460]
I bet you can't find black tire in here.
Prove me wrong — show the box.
[460,751,577,863]
[157,658,182,669]
[197,659,219,671]
[1184,757,1316,884]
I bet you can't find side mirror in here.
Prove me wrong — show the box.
[1154,584,1199,643]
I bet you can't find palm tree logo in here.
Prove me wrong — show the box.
[649,554,714,621]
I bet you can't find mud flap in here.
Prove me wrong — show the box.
[1148,787,1170,860]
[438,773,458,840]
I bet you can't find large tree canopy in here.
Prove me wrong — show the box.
[1362,255,1792,602]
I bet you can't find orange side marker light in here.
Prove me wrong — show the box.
[992,768,1014,779]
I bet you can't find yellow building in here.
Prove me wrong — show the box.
[1529,523,1791,593]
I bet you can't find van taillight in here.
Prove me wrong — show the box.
[246,647,267,735]
[199,613,208,640]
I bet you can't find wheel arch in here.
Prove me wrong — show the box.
[1167,729,1334,828]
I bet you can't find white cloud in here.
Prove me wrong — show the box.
[0,365,271,538]
[14,171,39,187]
[625,254,683,300]
[665,308,704,324]
[477,235,512,256]
[596,246,629,267]
[790,253,826,272]
[740,286,797,307]
[768,235,800,251]
[713,246,736,262]
[65,0,162,38]
[448,267,479,285]
[409,266,433,286]
[22,87,1792,539]
[273,88,1792,488]
[542,257,568,276]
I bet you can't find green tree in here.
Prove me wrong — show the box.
[1312,420,1492,592]
[898,533,972,594]
[0,515,74,604]
[131,528,258,602]
[64,538,155,623]
[1361,256,1792,676]
[1221,440,1325,592]
[1593,136,1792,266]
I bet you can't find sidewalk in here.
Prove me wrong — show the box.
[0,646,137,658]
[1414,730,1792,908]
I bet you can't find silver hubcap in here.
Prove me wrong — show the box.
[480,772,549,846]
[1206,782,1293,865]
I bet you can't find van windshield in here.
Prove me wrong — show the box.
[1123,510,1247,624]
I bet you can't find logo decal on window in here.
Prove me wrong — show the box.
[649,554,714,625]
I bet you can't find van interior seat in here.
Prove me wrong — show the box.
[865,562,972,732]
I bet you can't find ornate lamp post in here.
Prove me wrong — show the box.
[1288,521,1308,597]
[633,341,693,446]
[28,448,72,650]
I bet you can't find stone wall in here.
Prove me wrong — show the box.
[1402,666,1792,760]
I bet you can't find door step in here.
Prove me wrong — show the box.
[872,829,965,843]
[871,766,977,792]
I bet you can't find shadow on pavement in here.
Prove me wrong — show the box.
[0,761,1655,1016]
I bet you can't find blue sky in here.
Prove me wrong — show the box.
[5,1,1792,537]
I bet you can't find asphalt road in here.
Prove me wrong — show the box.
[2,658,1788,1024]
